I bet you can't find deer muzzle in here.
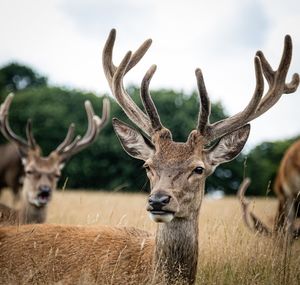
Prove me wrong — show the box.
[147,192,175,223]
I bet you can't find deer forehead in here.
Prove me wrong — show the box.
[152,140,206,167]
[25,153,61,172]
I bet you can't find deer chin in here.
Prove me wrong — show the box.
[148,211,175,223]
[28,192,51,207]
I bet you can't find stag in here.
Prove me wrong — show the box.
[238,139,300,240]
[0,94,109,225]
[0,30,298,285]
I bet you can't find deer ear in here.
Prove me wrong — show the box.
[205,124,250,169]
[112,118,155,161]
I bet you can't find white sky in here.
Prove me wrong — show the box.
[0,0,299,148]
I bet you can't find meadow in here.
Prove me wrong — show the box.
[1,189,299,285]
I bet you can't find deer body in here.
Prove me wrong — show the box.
[239,139,300,239]
[0,29,298,284]
[0,142,23,202]
[0,224,154,284]
[0,220,202,284]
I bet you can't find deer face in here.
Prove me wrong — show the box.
[22,149,63,207]
[113,121,250,223]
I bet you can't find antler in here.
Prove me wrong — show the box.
[55,98,110,161]
[103,30,299,143]
[237,178,272,236]
[0,94,110,160]
[103,29,164,136]
[197,35,299,142]
[0,93,34,154]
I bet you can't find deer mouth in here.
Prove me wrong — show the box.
[36,190,52,206]
[148,210,175,223]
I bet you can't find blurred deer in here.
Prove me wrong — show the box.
[0,94,109,225]
[0,142,23,203]
[0,30,298,285]
[238,139,300,240]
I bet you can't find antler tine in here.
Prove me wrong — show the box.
[140,65,163,133]
[56,123,76,154]
[195,68,211,136]
[0,95,28,148]
[94,97,110,130]
[238,178,272,236]
[0,93,14,120]
[57,99,110,161]
[112,51,152,135]
[103,29,154,136]
[126,39,152,73]
[237,178,254,232]
[62,135,82,154]
[205,56,264,141]
[204,35,299,142]
[254,35,300,116]
[25,119,37,149]
[102,29,117,89]
[102,29,152,89]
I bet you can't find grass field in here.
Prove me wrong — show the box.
[1,189,299,285]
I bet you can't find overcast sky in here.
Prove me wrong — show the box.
[0,0,299,147]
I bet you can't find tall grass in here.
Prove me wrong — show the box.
[1,189,299,284]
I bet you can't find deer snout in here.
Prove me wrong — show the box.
[38,185,52,194]
[148,194,171,211]
[147,192,175,223]
[36,185,52,205]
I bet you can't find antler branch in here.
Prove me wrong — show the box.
[237,178,272,236]
[0,94,29,151]
[57,98,110,161]
[202,35,299,142]
[103,29,165,137]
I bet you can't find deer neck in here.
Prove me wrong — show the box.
[154,211,200,285]
[19,202,47,224]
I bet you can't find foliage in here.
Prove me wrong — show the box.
[245,137,299,196]
[0,62,47,97]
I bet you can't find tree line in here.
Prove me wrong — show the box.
[0,63,298,195]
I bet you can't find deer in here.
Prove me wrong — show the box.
[0,30,298,285]
[238,139,300,241]
[0,142,23,203]
[0,93,110,225]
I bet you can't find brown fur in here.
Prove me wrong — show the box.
[238,139,300,239]
[0,224,156,285]
[0,143,23,202]
[274,139,300,235]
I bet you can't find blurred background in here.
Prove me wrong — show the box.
[0,0,299,196]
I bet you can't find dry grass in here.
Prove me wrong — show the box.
[1,189,299,284]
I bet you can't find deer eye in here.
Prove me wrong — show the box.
[26,170,34,175]
[193,166,204,175]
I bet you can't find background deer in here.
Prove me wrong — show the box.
[0,94,109,225]
[238,139,300,240]
[0,142,23,203]
[0,30,298,285]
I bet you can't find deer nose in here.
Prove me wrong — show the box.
[148,193,171,210]
[38,185,51,195]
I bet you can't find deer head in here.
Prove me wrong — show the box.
[0,94,109,208]
[103,29,299,224]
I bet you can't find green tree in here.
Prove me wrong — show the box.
[0,62,47,97]
[245,137,299,196]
